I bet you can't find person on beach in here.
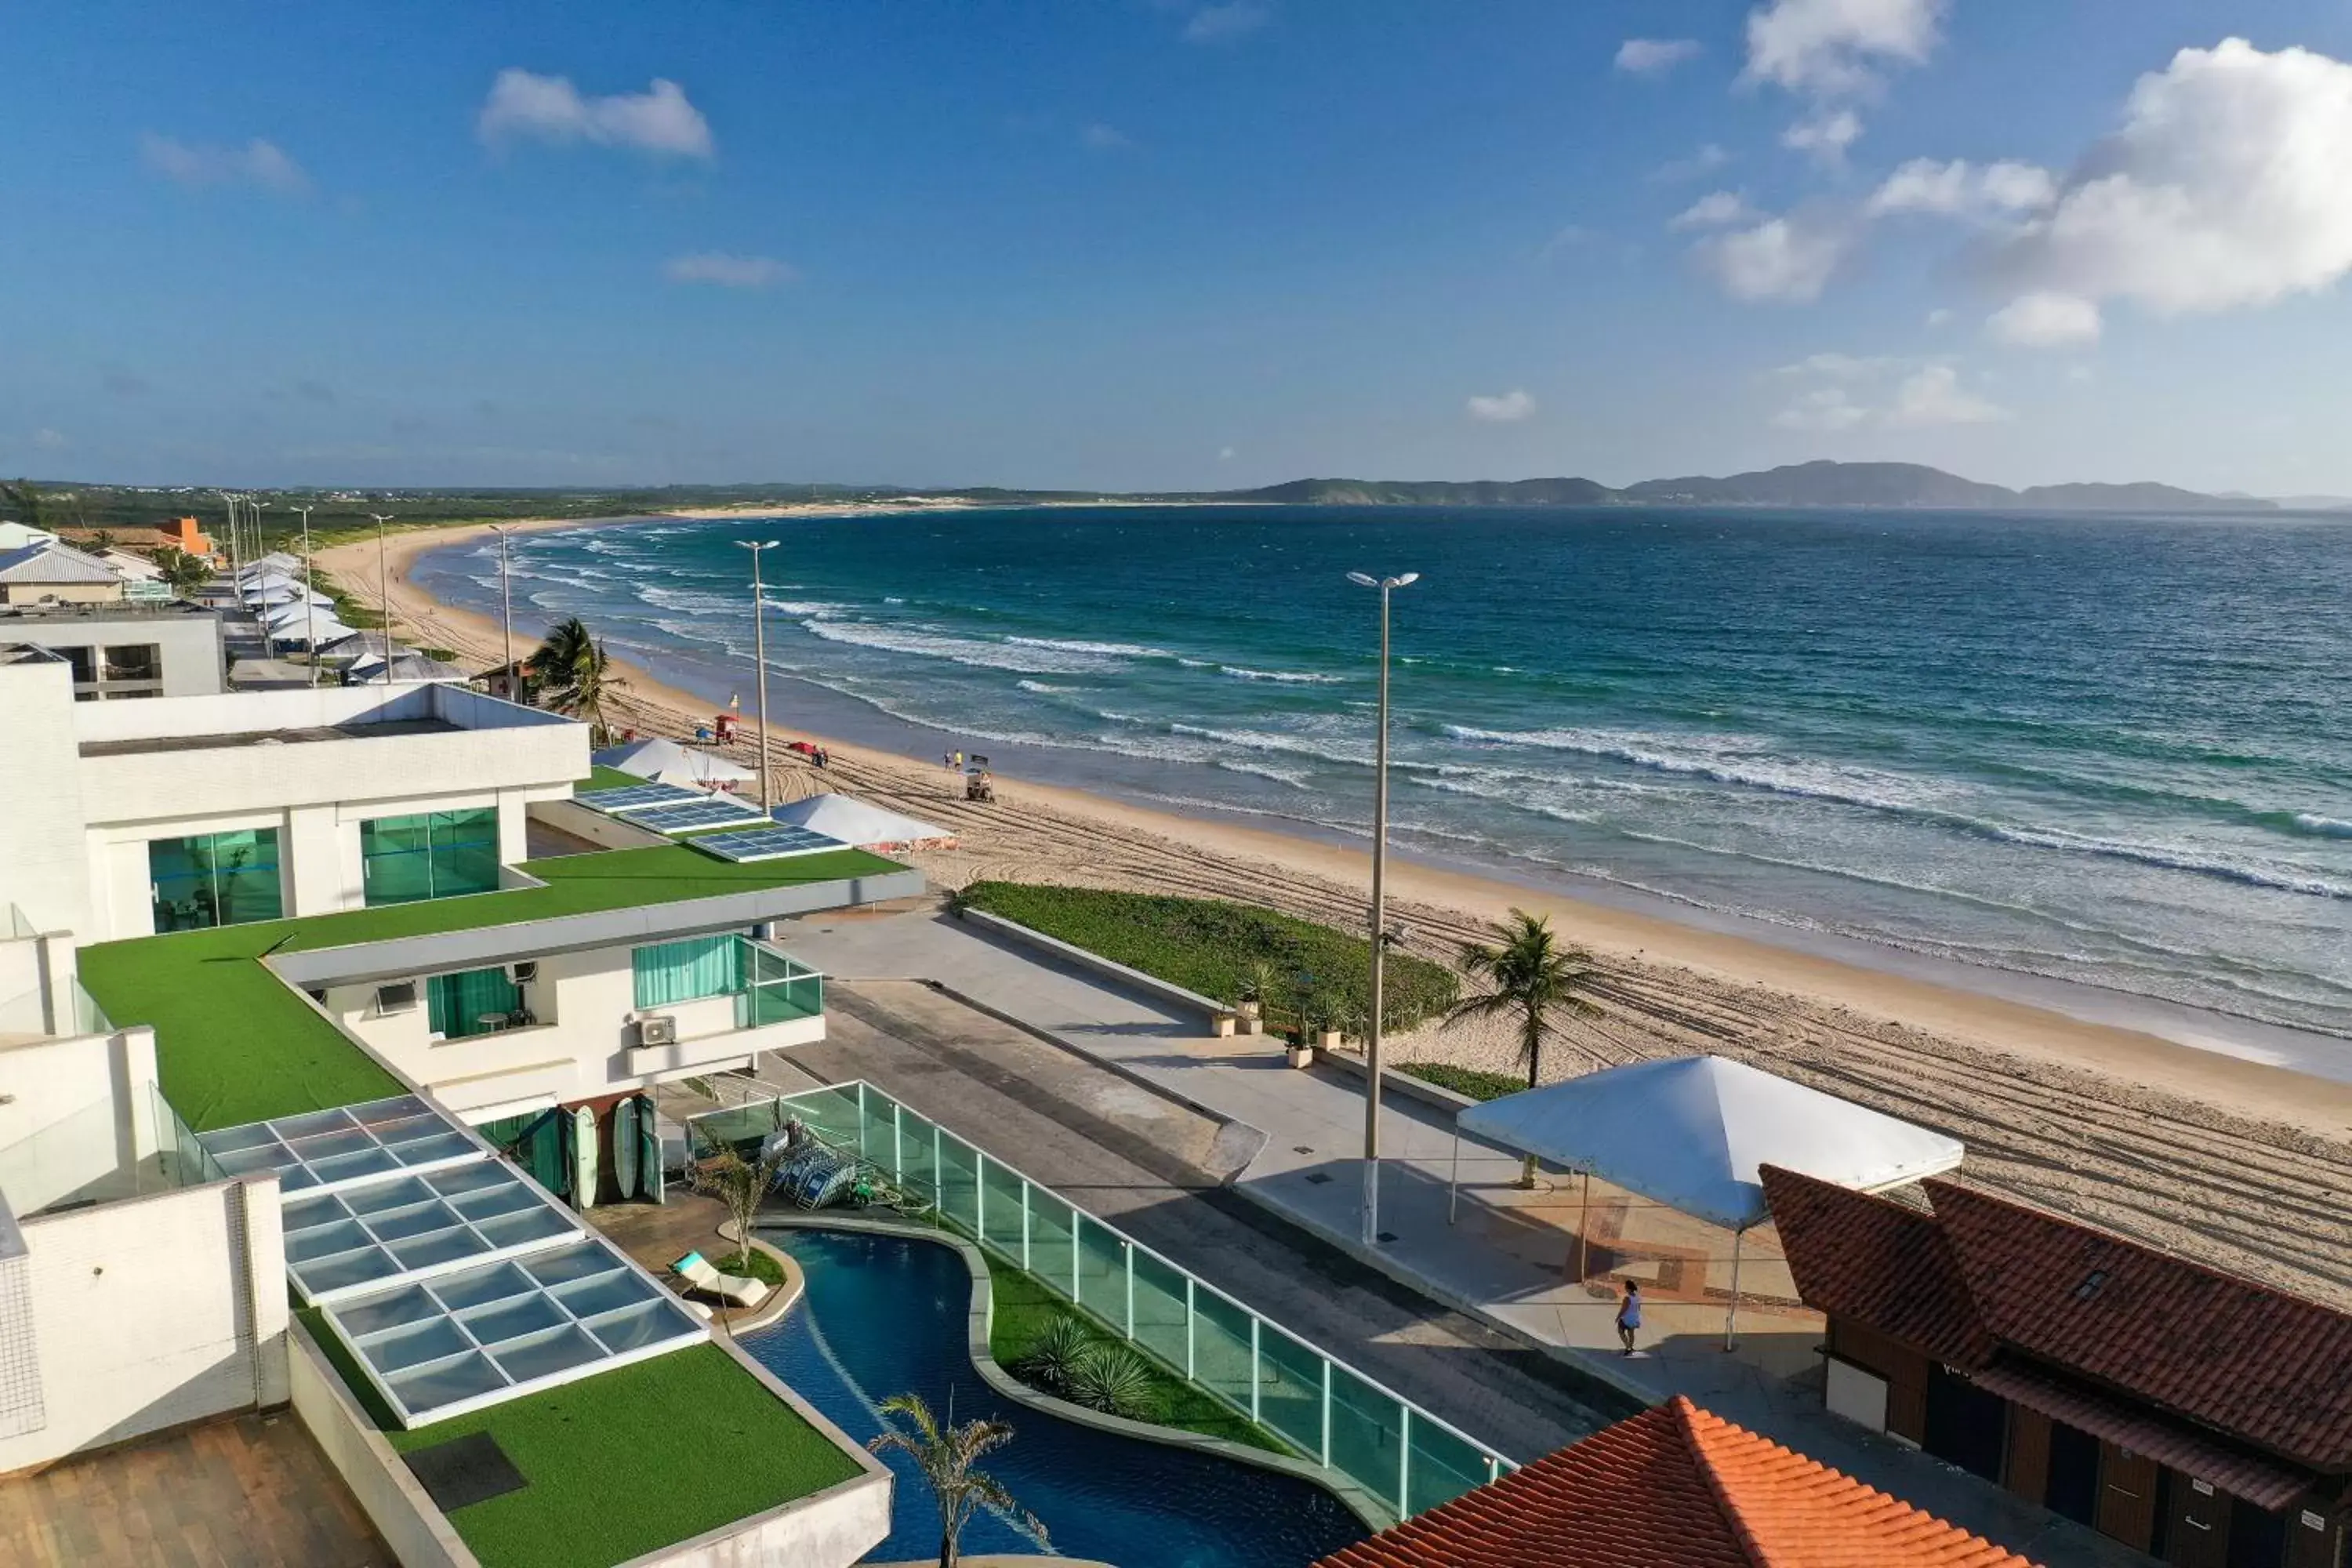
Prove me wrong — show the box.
[1616,1279,1642,1355]
[955,750,964,768]
[943,750,953,769]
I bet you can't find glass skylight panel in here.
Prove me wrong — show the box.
[195,1096,486,1199]
[576,781,702,814]
[687,824,851,863]
[272,1152,584,1305]
[625,795,766,834]
[322,1236,706,1425]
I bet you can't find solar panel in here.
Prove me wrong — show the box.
[575,781,701,814]
[626,796,766,834]
[687,824,852,863]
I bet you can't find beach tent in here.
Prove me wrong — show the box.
[1448,1054,1963,1344]
[240,553,302,575]
[317,630,408,661]
[592,735,754,788]
[346,652,466,684]
[769,793,956,852]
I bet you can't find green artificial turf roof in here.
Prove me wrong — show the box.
[80,842,900,1132]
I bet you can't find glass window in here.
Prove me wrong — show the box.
[426,967,524,1039]
[360,808,502,906]
[102,644,161,683]
[56,646,94,686]
[630,935,742,1009]
[149,829,284,932]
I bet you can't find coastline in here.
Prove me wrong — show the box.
[315,510,2352,1306]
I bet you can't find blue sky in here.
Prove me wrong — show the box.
[6,1,2352,493]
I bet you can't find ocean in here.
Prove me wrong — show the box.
[412,505,2352,1042]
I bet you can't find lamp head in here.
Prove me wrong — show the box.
[1346,572,1378,588]
[1391,572,1420,588]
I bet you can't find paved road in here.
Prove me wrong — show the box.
[779,980,1632,1464]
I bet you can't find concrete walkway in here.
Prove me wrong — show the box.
[771,907,2154,1568]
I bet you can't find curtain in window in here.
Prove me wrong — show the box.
[632,935,743,1009]
[426,967,524,1037]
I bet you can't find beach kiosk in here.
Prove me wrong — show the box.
[1447,1054,1963,1345]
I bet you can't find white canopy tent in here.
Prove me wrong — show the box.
[1448,1054,1963,1345]
[769,793,956,851]
[591,735,755,789]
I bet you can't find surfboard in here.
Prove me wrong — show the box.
[613,1096,641,1201]
[636,1094,665,1205]
[572,1105,599,1209]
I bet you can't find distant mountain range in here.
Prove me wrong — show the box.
[1215,462,2274,513]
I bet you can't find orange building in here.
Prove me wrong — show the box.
[158,517,216,561]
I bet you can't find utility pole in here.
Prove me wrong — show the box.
[369,514,395,684]
[492,525,516,680]
[733,539,781,808]
[292,505,318,682]
[1346,569,1419,1246]
[249,500,275,662]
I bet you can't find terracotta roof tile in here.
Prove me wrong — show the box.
[1922,1178,2352,1471]
[1761,1165,1994,1367]
[1314,1399,2037,1568]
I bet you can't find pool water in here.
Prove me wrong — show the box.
[747,1228,1369,1567]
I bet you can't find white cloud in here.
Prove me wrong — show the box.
[1699,214,1849,301]
[1984,38,2352,329]
[1868,157,2056,219]
[140,133,310,194]
[1926,307,1954,326]
[1466,390,1536,423]
[1883,364,2011,426]
[31,428,67,451]
[1670,191,1758,230]
[663,252,794,288]
[1774,350,1904,379]
[1184,3,1269,44]
[1218,445,1238,461]
[478,70,714,158]
[1652,142,1731,183]
[1987,290,2102,347]
[1617,38,1702,76]
[1772,387,1871,431]
[1781,107,1862,164]
[1080,122,1133,151]
[1744,0,1945,96]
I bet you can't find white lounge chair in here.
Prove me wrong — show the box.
[671,1250,771,1309]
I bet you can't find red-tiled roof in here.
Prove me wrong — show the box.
[1922,1178,2352,1472]
[1760,1166,1993,1367]
[1315,1398,2036,1568]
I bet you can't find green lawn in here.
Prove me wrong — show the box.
[1397,1062,1528,1102]
[583,764,648,793]
[301,1313,863,1568]
[81,842,903,1131]
[956,881,1457,1031]
[985,1252,1298,1458]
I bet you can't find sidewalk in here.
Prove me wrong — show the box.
[773,906,2154,1568]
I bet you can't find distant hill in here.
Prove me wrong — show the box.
[1206,460,2274,513]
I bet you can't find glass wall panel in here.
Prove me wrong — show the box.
[1190,1290,1257,1414]
[1328,1363,1408,1515]
[979,1158,1026,1261]
[1256,1327,1327,1457]
[148,829,283,932]
[898,1109,940,1207]
[1406,1416,1491,1518]
[936,1132,979,1232]
[360,808,501,906]
[1131,1250,1189,1370]
[855,1085,898,1167]
[1073,1214,1128,1330]
[1026,1189,1076,1300]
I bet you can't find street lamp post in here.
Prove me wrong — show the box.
[1347,568,1419,1246]
[491,525,516,680]
[291,504,318,681]
[734,540,782,808]
[249,500,275,662]
[368,514,395,685]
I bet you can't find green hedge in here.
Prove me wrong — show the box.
[957,881,1457,1032]
[1397,1062,1526,1102]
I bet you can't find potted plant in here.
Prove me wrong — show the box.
[1315,992,1352,1054]
[1284,1025,1316,1069]
[1236,959,1277,1029]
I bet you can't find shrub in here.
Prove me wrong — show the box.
[1012,1317,1092,1398]
[958,882,1457,1033]
[1065,1344,1160,1421]
[1399,1062,1528,1102]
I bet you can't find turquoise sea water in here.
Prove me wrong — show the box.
[414,505,2352,1040]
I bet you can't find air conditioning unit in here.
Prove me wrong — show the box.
[506,961,539,985]
[635,1014,678,1048]
[376,980,419,1016]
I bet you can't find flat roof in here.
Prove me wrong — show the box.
[0,600,218,622]
[78,841,906,1132]
[78,717,462,757]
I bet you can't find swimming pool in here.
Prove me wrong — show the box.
[747,1227,1369,1567]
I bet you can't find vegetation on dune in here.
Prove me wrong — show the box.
[1396,1062,1530,1102]
[954,881,1457,1033]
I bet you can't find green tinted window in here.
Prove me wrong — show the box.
[360,808,502,906]
[149,829,283,932]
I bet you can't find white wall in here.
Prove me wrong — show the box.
[0,1177,287,1474]
[0,1028,158,1217]
[0,660,96,938]
[288,1323,479,1568]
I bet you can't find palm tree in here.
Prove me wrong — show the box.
[869,1392,1045,1568]
[154,546,214,601]
[528,615,624,743]
[1445,909,1602,1186]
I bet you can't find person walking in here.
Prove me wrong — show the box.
[1615,1279,1642,1356]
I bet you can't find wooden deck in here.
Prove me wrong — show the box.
[0,1411,390,1567]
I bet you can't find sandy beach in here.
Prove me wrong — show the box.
[317,514,2352,1308]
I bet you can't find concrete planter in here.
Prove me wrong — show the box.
[1315,1029,1344,1051]
[1284,1042,1316,1069]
